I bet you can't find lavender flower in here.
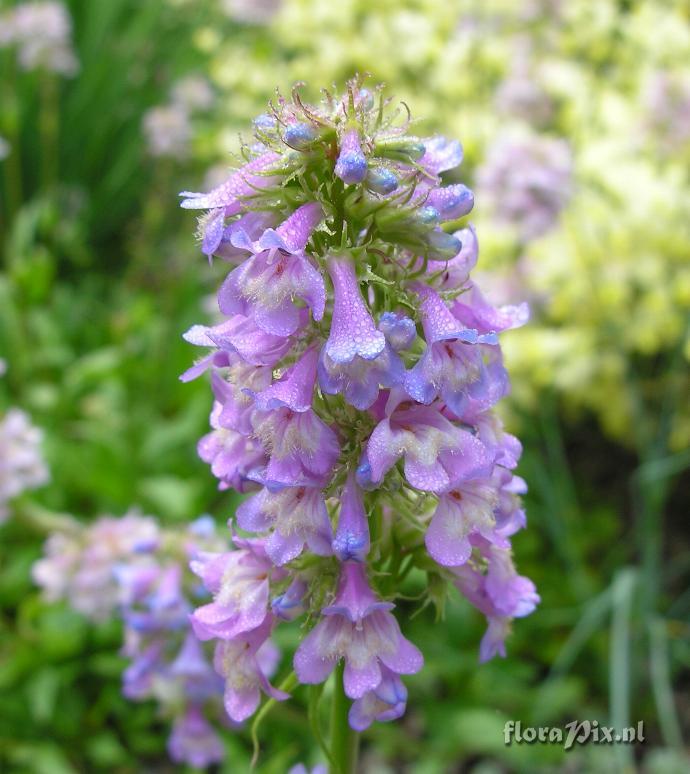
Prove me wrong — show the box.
[143,104,193,159]
[220,0,281,25]
[642,70,690,152]
[0,1,78,75]
[294,562,423,698]
[181,80,536,739]
[0,407,49,522]
[477,132,572,241]
[33,510,159,620]
[34,513,232,768]
[143,75,214,159]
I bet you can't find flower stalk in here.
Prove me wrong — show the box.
[330,662,360,774]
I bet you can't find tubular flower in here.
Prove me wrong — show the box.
[33,514,233,768]
[181,80,536,733]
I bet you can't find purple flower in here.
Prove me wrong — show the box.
[169,632,222,700]
[335,128,368,184]
[318,254,402,409]
[477,134,572,241]
[366,389,493,493]
[469,409,522,470]
[198,402,266,492]
[348,665,408,731]
[180,150,281,212]
[492,467,527,540]
[190,539,276,641]
[180,314,295,381]
[168,705,224,768]
[177,82,536,735]
[247,346,318,414]
[324,254,385,362]
[122,640,165,699]
[284,122,318,150]
[237,483,333,565]
[289,764,327,774]
[451,542,539,661]
[332,472,370,562]
[294,562,423,701]
[251,405,340,489]
[425,478,500,567]
[1,2,79,76]
[0,407,50,522]
[425,224,479,291]
[213,614,289,722]
[419,136,464,177]
[404,285,505,416]
[218,203,326,336]
[451,281,529,334]
[209,210,277,262]
[211,366,271,437]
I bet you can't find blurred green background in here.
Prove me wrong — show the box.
[1,0,688,772]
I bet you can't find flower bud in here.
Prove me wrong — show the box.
[335,128,368,184]
[426,229,463,260]
[284,122,318,150]
[366,166,398,194]
[374,136,426,163]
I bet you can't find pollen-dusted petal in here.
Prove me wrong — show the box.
[218,250,325,336]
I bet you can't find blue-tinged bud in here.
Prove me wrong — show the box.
[428,184,474,220]
[272,578,307,621]
[426,228,462,260]
[335,128,368,184]
[284,122,318,150]
[366,166,398,194]
[253,113,277,130]
[417,205,440,225]
[379,312,417,352]
[356,455,376,491]
[332,473,370,562]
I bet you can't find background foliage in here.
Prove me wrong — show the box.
[1,0,688,772]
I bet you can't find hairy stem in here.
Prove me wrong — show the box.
[329,661,359,774]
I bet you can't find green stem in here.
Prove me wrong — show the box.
[2,57,23,227]
[39,72,59,192]
[329,661,359,774]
